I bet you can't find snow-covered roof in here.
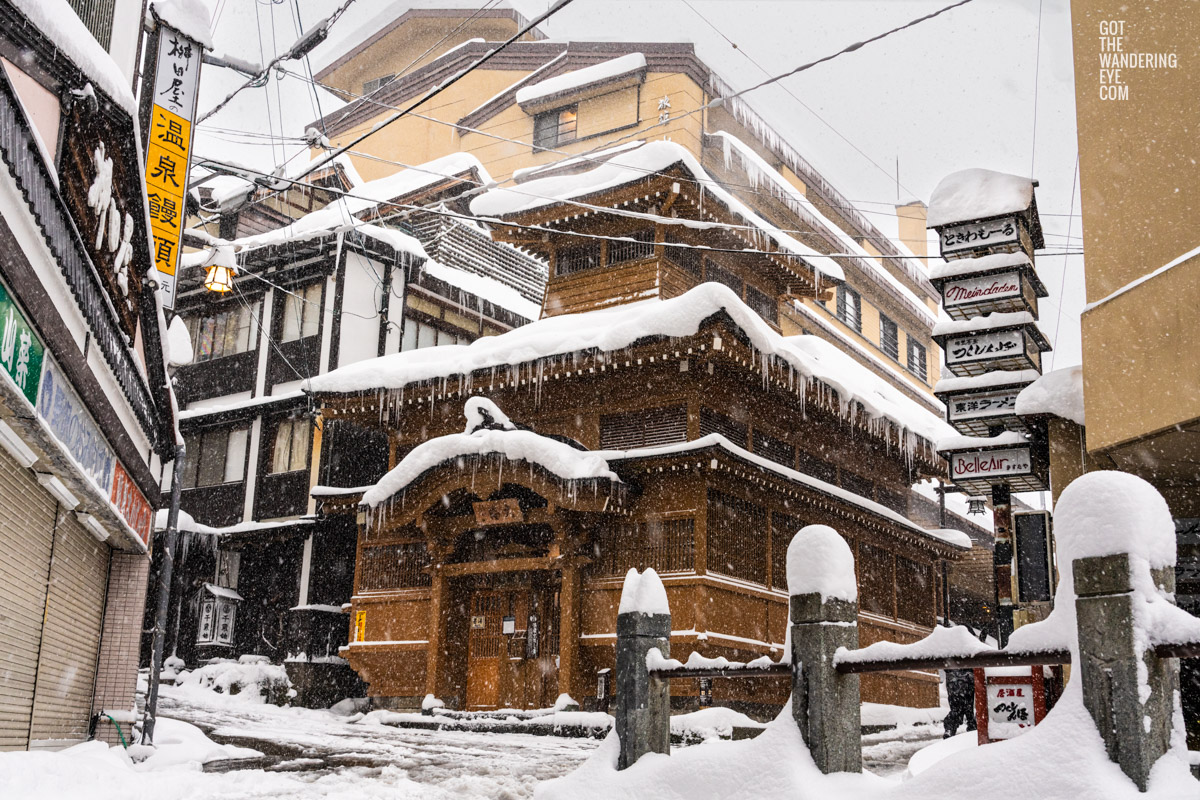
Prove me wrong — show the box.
[515,53,646,105]
[150,0,216,50]
[204,582,244,602]
[470,141,844,283]
[927,168,1035,229]
[932,310,1038,338]
[1015,365,1084,425]
[154,508,314,536]
[362,425,619,507]
[307,282,954,444]
[13,0,138,116]
[422,260,541,321]
[179,390,305,421]
[929,251,1032,281]
[934,368,1042,395]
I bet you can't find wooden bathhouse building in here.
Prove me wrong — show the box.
[307,141,972,714]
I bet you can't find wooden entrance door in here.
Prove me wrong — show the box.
[466,591,506,709]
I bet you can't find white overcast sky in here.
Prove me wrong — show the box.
[197,0,1084,367]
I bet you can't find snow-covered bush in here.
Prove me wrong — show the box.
[175,656,293,705]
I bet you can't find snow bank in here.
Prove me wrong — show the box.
[363,423,618,508]
[1015,365,1084,425]
[470,141,843,281]
[307,282,952,445]
[670,707,766,742]
[515,53,646,105]
[927,169,1035,228]
[786,525,856,601]
[174,657,293,705]
[136,717,261,769]
[618,568,670,615]
[150,0,215,50]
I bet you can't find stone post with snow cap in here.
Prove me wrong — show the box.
[615,568,671,770]
[1057,472,1183,792]
[788,525,861,774]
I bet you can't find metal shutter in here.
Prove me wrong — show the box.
[0,446,57,751]
[27,511,109,748]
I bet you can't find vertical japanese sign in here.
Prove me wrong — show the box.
[145,25,202,309]
[0,280,44,407]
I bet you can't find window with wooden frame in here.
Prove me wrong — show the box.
[555,242,602,276]
[858,543,895,617]
[180,425,250,488]
[400,313,470,351]
[907,338,928,382]
[840,469,875,500]
[279,282,323,342]
[270,416,311,474]
[185,300,260,362]
[836,285,861,332]
[896,556,934,626]
[663,231,702,279]
[533,106,578,149]
[599,405,686,449]
[745,285,779,325]
[595,517,695,576]
[699,407,748,449]
[753,429,794,467]
[706,490,767,585]
[359,542,432,591]
[703,258,743,296]
[770,512,802,591]
[795,447,837,484]
[607,229,656,265]
[880,314,899,360]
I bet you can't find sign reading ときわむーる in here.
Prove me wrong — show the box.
[938,216,1021,256]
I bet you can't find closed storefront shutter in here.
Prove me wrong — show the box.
[0,446,57,751]
[28,509,110,748]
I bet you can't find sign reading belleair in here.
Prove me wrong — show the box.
[145,24,203,309]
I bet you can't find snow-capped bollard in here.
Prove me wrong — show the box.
[1060,473,1181,792]
[615,568,671,770]
[788,525,861,774]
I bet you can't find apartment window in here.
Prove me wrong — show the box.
[400,314,469,351]
[185,302,259,362]
[180,425,250,489]
[880,315,899,360]
[271,417,311,474]
[533,106,578,149]
[836,285,861,332]
[280,282,322,342]
[907,338,928,382]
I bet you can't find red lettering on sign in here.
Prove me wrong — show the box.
[944,279,1020,303]
[111,462,153,545]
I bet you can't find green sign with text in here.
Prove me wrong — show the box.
[0,281,44,406]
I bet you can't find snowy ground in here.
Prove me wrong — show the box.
[0,679,942,799]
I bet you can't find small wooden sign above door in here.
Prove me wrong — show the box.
[474,498,524,526]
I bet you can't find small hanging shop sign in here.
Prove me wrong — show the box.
[939,271,1045,320]
[937,322,1050,378]
[974,667,1052,744]
[943,441,1048,494]
[938,215,1030,258]
[943,388,1025,435]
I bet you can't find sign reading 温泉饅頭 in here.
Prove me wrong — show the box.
[0,280,44,407]
[942,272,1022,307]
[145,24,203,309]
[939,216,1021,256]
[946,389,1021,422]
[944,329,1025,367]
[36,359,153,544]
[949,446,1032,482]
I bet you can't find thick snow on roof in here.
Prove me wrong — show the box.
[934,368,1041,395]
[932,310,1037,337]
[470,141,844,282]
[151,0,215,50]
[1015,365,1084,425]
[423,260,541,321]
[154,508,313,536]
[12,0,138,116]
[618,567,669,615]
[362,426,619,507]
[307,283,953,443]
[927,168,1035,228]
[930,251,1032,281]
[786,525,856,601]
[515,53,646,105]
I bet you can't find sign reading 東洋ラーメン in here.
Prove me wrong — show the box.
[145,24,202,309]
[0,280,44,407]
[946,389,1021,422]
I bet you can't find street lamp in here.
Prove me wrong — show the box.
[203,245,237,293]
[967,496,988,515]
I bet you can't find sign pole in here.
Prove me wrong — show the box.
[991,482,1014,647]
[143,442,184,744]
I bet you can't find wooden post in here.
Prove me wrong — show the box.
[424,560,448,700]
[991,483,1014,647]
[558,560,582,701]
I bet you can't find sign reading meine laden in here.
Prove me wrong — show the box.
[145,24,202,309]
[942,272,1022,309]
